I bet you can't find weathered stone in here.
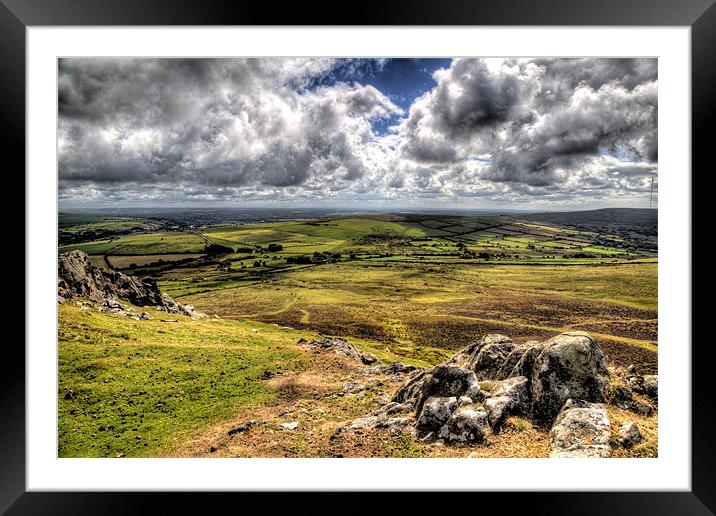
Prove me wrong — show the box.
[613,385,634,408]
[415,396,457,436]
[342,381,366,393]
[617,422,643,448]
[495,341,538,380]
[363,362,421,376]
[549,399,611,458]
[508,341,545,378]
[373,402,413,417]
[491,376,529,410]
[303,337,379,365]
[228,420,257,436]
[374,417,412,433]
[484,396,513,430]
[531,332,610,424]
[447,334,513,378]
[483,376,530,430]
[438,406,491,443]
[280,421,299,430]
[392,365,480,414]
[630,400,654,417]
[472,335,515,380]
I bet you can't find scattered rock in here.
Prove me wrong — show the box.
[530,332,610,424]
[641,375,658,400]
[342,381,366,393]
[549,399,611,458]
[630,400,655,417]
[280,421,299,430]
[617,422,643,448]
[302,337,378,365]
[228,420,257,436]
[363,362,422,376]
[612,385,634,409]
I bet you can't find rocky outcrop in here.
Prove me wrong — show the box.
[338,331,651,456]
[302,337,378,365]
[530,333,611,424]
[549,399,612,458]
[58,250,194,315]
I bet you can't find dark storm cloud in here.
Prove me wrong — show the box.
[59,58,400,194]
[399,58,657,189]
[58,57,657,207]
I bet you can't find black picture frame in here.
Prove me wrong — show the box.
[4,0,712,513]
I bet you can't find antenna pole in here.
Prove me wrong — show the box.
[649,175,655,209]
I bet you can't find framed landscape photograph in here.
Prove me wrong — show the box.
[7,0,714,512]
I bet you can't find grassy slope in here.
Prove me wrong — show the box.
[58,303,448,458]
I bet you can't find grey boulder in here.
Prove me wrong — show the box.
[438,406,491,443]
[549,399,612,458]
[617,422,643,448]
[531,332,610,424]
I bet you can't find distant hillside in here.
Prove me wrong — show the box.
[521,208,657,234]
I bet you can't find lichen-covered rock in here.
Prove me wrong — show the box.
[484,376,530,430]
[438,406,491,443]
[447,334,514,380]
[484,396,513,431]
[392,365,481,413]
[531,332,610,424]
[507,341,545,379]
[549,399,611,458]
[493,341,539,380]
[415,396,457,436]
[630,400,654,417]
[617,422,643,448]
[491,376,529,408]
[471,335,516,380]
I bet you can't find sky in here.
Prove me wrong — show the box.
[58,57,658,210]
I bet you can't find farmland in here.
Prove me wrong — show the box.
[58,208,658,457]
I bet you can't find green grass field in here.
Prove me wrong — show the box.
[58,303,448,457]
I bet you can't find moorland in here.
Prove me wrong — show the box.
[58,207,658,458]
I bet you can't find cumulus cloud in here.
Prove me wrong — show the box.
[398,58,657,190]
[58,57,657,208]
